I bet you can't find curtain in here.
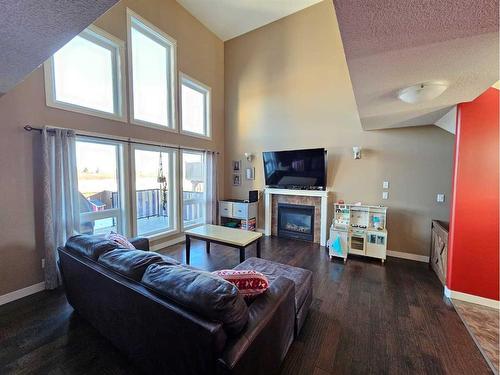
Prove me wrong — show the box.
[205,151,218,224]
[42,127,80,289]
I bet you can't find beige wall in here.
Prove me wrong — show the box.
[224,0,454,256]
[0,0,224,295]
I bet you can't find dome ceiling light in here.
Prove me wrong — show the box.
[398,82,448,104]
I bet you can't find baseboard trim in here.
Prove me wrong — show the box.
[0,282,46,306]
[150,235,186,251]
[387,250,429,263]
[444,286,500,309]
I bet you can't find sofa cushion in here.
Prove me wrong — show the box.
[65,235,118,260]
[98,249,181,281]
[212,270,269,298]
[234,257,312,311]
[142,264,249,336]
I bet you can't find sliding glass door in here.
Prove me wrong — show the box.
[75,140,207,238]
[181,150,206,228]
[75,139,127,235]
[132,145,178,236]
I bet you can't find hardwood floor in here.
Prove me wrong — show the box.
[0,237,492,374]
[453,300,499,374]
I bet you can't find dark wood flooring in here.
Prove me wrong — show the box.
[0,237,492,374]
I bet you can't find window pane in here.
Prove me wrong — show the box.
[53,35,115,113]
[81,217,118,236]
[131,22,170,126]
[77,142,119,210]
[135,149,175,235]
[181,83,207,135]
[76,141,122,235]
[182,151,205,226]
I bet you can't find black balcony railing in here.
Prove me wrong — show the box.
[111,189,204,222]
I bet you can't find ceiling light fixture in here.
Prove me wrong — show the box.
[398,82,448,104]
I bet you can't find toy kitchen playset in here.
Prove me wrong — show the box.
[328,203,388,264]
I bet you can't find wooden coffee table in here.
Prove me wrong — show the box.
[184,224,262,264]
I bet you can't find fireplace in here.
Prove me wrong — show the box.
[277,203,315,242]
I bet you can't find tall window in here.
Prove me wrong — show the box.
[133,146,177,236]
[44,26,125,121]
[180,73,211,138]
[128,10,176,130]
[76,139,126,235]
[181,150,206,228]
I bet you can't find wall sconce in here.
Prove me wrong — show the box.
[352,146,362,160]
[244,152,254,163]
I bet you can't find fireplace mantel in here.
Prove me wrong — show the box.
[264,188,331,246]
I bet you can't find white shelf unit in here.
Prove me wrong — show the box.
[328,203,388,264]
[219,200,258,231]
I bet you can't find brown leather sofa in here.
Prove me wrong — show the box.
[58,235,296,375]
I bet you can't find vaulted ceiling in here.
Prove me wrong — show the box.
[176,0,323,41]
[0,0,498,133]
[0,0,118,95]
[333,0,500,130]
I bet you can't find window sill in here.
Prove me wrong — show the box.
[143,228,180,241]
[180,129,211,140]
[46,100,127,123]
[131,118,178,133]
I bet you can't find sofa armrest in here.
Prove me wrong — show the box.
[130,237,150,251]
[217,276,295,375]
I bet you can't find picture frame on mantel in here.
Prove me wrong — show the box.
[232,173,241,186]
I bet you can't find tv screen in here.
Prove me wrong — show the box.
[262,148,327,189]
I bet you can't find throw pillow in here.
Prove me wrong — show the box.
[105,231,135,249]
[212,269,269,297]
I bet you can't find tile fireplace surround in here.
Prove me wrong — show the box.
[264,188,330,246]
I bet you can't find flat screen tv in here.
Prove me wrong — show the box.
[262,148,327,190]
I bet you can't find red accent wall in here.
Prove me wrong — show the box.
[447,87,499,301]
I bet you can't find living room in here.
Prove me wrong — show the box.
[0,0,498,374]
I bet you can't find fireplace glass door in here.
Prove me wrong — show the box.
[278,203,315,242]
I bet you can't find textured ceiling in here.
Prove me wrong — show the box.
[0,0,118,95]
[333,0,500,130]
[176,0,323,41]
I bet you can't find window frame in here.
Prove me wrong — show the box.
[44,25,127,122]
[180,149,207,230]
[127,8,178,132]
[76,137,130,236]
[179,72,212,139]
[130,144,179,238]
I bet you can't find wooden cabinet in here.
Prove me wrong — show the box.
[430,220,448,286]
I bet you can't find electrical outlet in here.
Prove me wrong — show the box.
[436,193,445,203]
[382,191,389,200]
[383,181,389,189]
[41,258,46,269]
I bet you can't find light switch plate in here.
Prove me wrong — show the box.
[383,181,389,189]
[437,193,445,203]
[382,191,389,200]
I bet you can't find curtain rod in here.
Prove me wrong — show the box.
[23,125,219,154]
